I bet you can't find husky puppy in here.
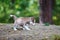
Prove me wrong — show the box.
[10,15,35,31]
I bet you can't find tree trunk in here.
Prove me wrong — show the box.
[39,0,54,25]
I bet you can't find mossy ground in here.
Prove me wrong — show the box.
[0,23,60,40]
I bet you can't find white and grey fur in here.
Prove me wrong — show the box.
[10,15,35,31]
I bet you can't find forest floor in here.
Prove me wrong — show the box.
[0,23,60,40]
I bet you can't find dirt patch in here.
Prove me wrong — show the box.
[0,23,60,40]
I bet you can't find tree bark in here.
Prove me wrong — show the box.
[39,0,54,24]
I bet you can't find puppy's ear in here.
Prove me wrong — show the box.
[10,15,13,17]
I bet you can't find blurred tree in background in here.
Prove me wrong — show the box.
[40,0,53,25]
[0,0,60,25]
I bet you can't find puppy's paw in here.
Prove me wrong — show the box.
[13,27,17,31]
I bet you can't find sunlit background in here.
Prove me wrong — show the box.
[0,0,39,23]
[0,0,60,25]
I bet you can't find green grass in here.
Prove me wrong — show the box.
[42,34,60,40]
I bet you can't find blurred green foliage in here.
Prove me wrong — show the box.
[0,0,39,23]
[0,0,60,25]
[52,0,60,25]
